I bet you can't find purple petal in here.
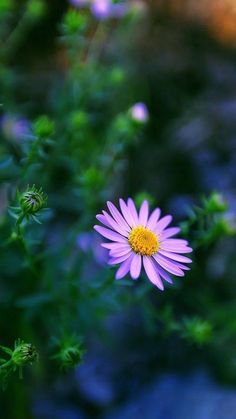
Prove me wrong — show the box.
[108,251,133,265]
[109,245,131,258]
[143,256,164,290]
[159,250,192,263]
[160,227,180,239]
[146,208,161,230]
[171,261,190,271]
[127,198,139,224]
[130,253,142,279]
[94,225,127,243]
[106,201,130,232]
[161,238,188,246]
[119,198,136,227]
[115,254,133,279]
[139,200,149,226]
[153,253,184,276]
[160,241,192,253]
[154,215,172,233]
[175,247,193,254]
[101,242,127,250]
[158,254,190,271]
[96,214,112,228]
[102,210,129,237]
[155,264,173,284]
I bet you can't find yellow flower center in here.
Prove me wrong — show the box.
[128,226,159,256]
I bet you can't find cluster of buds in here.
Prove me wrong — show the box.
[180,192,235,246]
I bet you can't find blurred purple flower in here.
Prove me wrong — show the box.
[91,0,111,19]
[91,0,127,20]
[110,2,128,18]
[1,114,30,142]
[77,231,108,265]
[168,195,195,218]
[69,0,90,7]
[130,102,149,123]
[77,232,91,252]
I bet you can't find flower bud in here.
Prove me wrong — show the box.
[52,336,85,371]
[12,340,38,366]
[63,10,87,34]
[33,115,55,138]
[19,185,47,215]
[59,346,84,370]
[130,102,149,124]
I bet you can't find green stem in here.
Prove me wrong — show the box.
[21,137,41,179]
[16,213,25,236]
[85,21,103,63]
[2,11,32,61]
[14,213,39,278]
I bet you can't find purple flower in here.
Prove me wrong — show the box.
[94,199,192,290]
[91,0,111,19]
[1,114,30,142]
[77,231,108,265]
[69,0,90,7]
[91,0,127,20]
[130,102,149,123]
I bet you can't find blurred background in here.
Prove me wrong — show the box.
[1,0,236,418]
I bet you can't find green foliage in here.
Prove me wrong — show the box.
[0,0,12,14]
[180,192,235,247]
[109,67,125,85]
[179,317,213,346]
[70,110,89,130]
[26,0,46,19]
[203,192,227,214]
[135,192,155,208]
